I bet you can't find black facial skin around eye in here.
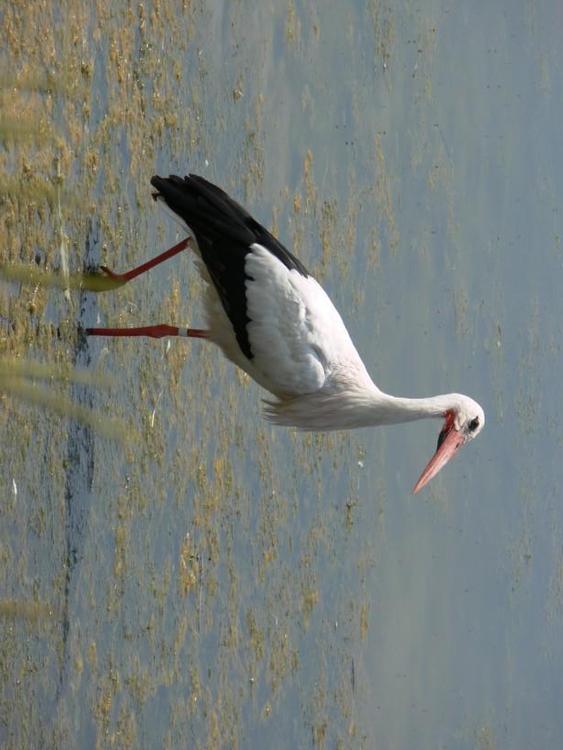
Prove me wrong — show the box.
[468,417,480,432]
[436,428,447,451]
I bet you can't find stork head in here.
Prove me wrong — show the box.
[413,396,485,493]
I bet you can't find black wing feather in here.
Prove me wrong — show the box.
[150,174,309,360]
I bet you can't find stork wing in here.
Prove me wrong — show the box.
[244,243,369,396]
[150,174,371,399]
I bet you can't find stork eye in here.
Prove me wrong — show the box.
[468,417,480,432]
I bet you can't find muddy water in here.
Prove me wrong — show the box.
[2,2,563,749]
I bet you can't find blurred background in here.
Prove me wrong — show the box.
[1,2,562,748]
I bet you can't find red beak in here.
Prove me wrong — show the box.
[412,416,465,494]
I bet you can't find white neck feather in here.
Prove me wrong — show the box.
[363,391,458,426]
[265,386,465,431]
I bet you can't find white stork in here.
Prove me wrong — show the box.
[87,174,485,492]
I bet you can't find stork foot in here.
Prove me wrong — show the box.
[95,238,191,286]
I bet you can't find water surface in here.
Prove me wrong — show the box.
[1,2,562,748]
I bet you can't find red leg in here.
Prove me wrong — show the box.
[86,324,209,339]
[100,238,191,284]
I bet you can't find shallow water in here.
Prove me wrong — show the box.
[1,2,563,748]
